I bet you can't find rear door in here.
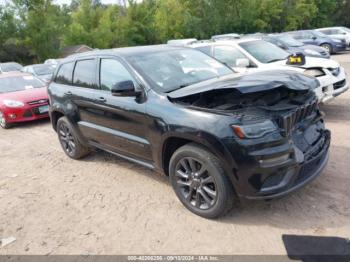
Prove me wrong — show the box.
[86,56,152,162]
[69,58,102,141]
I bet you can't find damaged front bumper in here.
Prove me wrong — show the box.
[315,67,348,103]
[244,130,330,200]
[225,120,331,200]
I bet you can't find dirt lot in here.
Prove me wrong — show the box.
[0,54,350,255]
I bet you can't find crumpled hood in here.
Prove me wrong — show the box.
[168,70,319,99]
[272,56,339,69]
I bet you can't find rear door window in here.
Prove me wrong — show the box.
[55,62,74,85]
[73,59,96,89]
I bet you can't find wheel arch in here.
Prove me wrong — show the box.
[50,110,65,131]
[160,133,238,179]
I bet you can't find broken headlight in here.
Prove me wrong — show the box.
[232,120,277,139]
[304,68,325,77]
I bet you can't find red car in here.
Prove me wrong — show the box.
[0,72,49,129]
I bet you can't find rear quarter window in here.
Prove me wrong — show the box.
[55,62,74,85]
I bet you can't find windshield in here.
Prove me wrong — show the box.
[1,63,23,72]
[127,49,233,92]
[277,35,304,47]
[33,65,54,75]
[239,40,290,63]
[0,75,44,93]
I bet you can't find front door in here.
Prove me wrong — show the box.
[88,57,152,162]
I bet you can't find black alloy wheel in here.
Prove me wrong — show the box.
[59,122,76,156]
[169,143,235,218]
[175,157,218,210]
[56,116,90,159]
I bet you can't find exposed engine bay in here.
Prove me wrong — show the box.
[171,86,320,138]
[171,86,313,112]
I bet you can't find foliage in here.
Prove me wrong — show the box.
[0,0,347,64]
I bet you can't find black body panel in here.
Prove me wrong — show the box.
[48,47,330,199]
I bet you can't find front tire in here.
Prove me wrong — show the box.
[321,43,333,54]
[169,143,235,218]
[57,116,90,159]
[0,111,11,129]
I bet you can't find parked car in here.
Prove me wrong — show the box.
[44,58,62,68]
[188,39,348,103]
[22,64,54,83]
[0,62,23,73]
[316,27,350,47]
[0,72,49,129]
[286,30,346,54]
[211,33,241,41]
[48,46,330,218]
[262,34,330,58]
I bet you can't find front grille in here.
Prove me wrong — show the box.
[334,79,346,90]
[277,99,318,137]
[28,99,49,105]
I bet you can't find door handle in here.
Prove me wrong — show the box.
[96,97,106,102]
[64,91,73,96]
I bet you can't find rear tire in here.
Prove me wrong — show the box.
[169,143,235,218]
[321,43,333,54]
[57,116,90,159]
[0,111,11,129]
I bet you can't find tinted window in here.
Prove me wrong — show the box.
[0,75,44,93]
[55,62,74,85]
[100,59,135,91]
[195,46,211,56]
[73,59,96,88]
[214,46,247,67]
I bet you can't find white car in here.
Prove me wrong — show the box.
[187,39,348,103]
[316,27,350,47]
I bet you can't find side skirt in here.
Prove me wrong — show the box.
[89,141,155,170]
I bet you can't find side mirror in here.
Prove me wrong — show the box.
[286,52,306,66]
[236,58,250,68]
[111,80,139,97]
[312,36,317,40]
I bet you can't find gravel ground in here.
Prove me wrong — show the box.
[0,53,349,255]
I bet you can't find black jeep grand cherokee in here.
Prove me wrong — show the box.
[48,45,330,218]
